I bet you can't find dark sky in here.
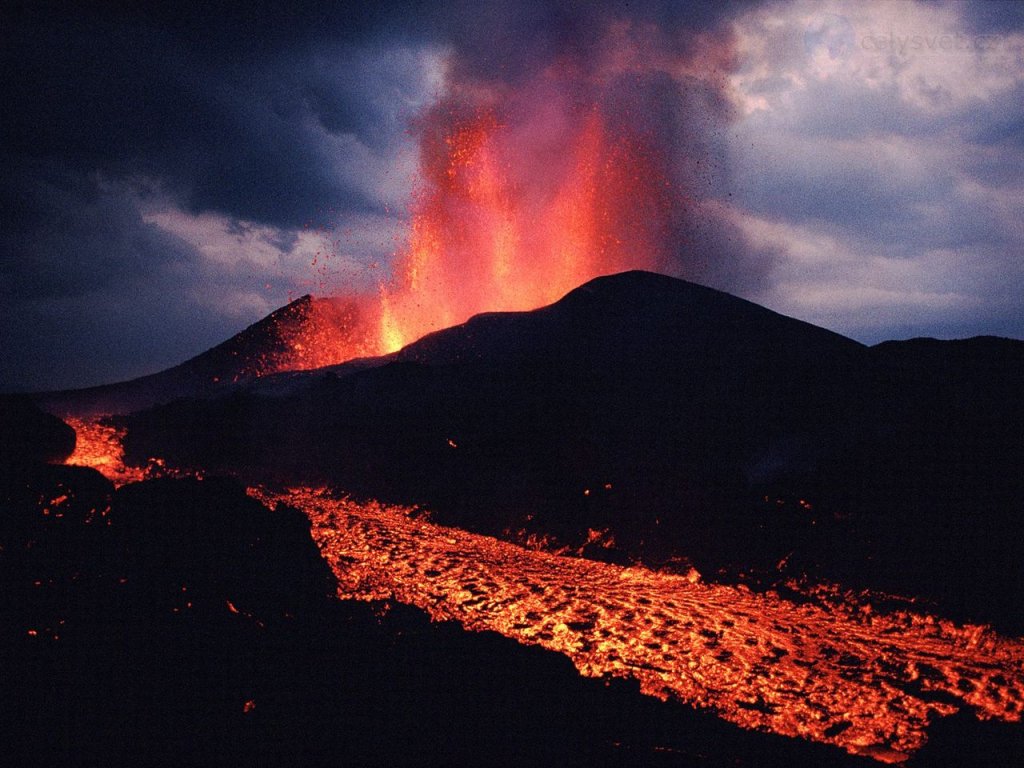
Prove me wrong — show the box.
[2,0,1022,391]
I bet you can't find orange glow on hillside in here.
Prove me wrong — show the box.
[64,417,183,487]
[249,296,378,376]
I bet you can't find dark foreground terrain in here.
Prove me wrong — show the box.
[8,271,1024,764]
[3,457,1020,767]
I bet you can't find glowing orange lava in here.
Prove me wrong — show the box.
[64,432,1024,762]
[64,417,173,486]
[375,103,680,353]
[252,295,379,376]
[257,487,1024,764]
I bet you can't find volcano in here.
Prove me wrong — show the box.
[113,271,1024,627]
[10,270,1024,765]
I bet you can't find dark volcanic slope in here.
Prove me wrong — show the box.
[36,294,363,417]
[120,273,857,532]
[0,395,76,470]
[128,270,870,506]
[394,269,865,366]
[121,270,1024,631]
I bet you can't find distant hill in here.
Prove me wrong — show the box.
[127,271,872,506]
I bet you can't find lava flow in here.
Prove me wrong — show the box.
[64,417,191,486]
[64,417,148,486]
[64,423,1024,761]
[255,487,1024,764]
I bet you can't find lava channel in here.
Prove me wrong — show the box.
[259,486,1024,764]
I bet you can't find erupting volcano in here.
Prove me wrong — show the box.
[374,91,682,353]
[252,56,698,376]
[40,56,714,418]
[43,270,1024,765]
[6,7,1024,767]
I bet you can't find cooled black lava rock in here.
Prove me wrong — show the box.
[111,476,336,615]
[0,395,76,472]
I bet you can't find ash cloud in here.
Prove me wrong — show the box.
[427,1,768,290]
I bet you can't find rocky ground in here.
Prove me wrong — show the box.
[3,462,888,767]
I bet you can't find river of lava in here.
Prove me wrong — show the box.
[254,486,1024,764]
[58,427,1024,762]
[64,417,148,486]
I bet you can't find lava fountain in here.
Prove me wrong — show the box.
[260,39,708,375]
[375,79,685,353]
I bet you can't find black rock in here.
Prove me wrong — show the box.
[0,395,76,471]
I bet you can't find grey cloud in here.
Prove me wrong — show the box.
[2,10,415,230]
[3,0,744,238]
[783,80,945,140]
[0,169,192,300]
[959,0,1024,35]
[0,171,278,391]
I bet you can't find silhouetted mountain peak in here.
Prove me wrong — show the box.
[113,269,1024,633]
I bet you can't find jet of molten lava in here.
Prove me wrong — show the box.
[376,93,683,352]
[259,60,689,376]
